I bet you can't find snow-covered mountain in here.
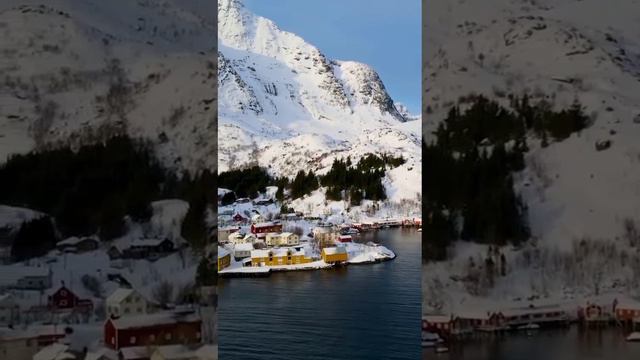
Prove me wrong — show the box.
[0,0,216,172]
[217,0,421,201]
[424,0,640,308]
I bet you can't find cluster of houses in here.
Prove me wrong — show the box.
[0,284,216,360]
[108,238,176,262]
[423,298,640,337]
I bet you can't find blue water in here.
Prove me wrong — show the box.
[219,228,421,360]
[423,326,640,360]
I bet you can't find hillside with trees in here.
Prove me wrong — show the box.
[423,95,590,261]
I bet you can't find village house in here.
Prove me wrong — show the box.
[423,314,473,336]
[250,248,313,267]
[107,288,150,319]
[227,232,256,245]
[502,305,568,328]
[457,310,506,331]
[217,247,231,272]
[104,311,202,351]
[265,232,300,247]
[0,265,52,290]
[33,343,83,360]
[232,213,248,223]
[614,297,640,324]
[0,325,66,360]
[251,214,266,224]
[233,243,254,260]
[47,285,93,314]
[580,302,610,323]
[150,344,217,360]
[56,236,99,253]
[125,238,175,259]
[337,235,352,243]
[0,294,19,326]
[321,246,348,264]
[250,222,283,237]
[218,226,240,243]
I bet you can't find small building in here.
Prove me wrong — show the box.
[56,236,99,253]
[47,285,93,313]
[150,344,217,360]
[0,266,52,290]
[232,213,247,223]
[233,243,254,260]
[217,247,231,272]
[0,325,66,360]
[502,305,568,327]
[250,248,313,267]
[104,311,202,350]
[217,226,240,243]
[321,247,348,264]
[250,222,283,237]
[107,288,149,319]
[614,297,640,324]
[422,315,453,334]
[33,343,83,360]
[265,232,300,247]
[228,232,255,245]
[337,235,352,243]
[124,239,174,259]
[315,232,340,248]
[251,214,266,224]
[457,310,506,331]
[0,294,19,326]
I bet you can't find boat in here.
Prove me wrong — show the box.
[417,227,422,232]
[626,332,640,342]
[435,346,449,353]
[422,340,436,348]
[517,323,540,330]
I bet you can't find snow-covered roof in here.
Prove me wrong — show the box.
[33,343,74,360]
[234,243,254,252]
[0,325,65,340]
[118,346,149,360]
[423,314,452,323]
[106,288,135,304]
[57,236,98,247]
[322,247,346,255]
[130,238,169,247]
[251,249,270,258]
[615,296,640,309]
[253,222,278,228]
[0,265,49,286]
[110,311,200,329]
[218,246,230,258]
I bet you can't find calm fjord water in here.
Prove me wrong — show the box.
[219,228,421,360]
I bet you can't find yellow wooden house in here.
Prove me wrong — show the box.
[250,248,312,266]
[218,246,231,271]
[321,246,348,264]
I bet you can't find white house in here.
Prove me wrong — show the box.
[106,288,149,318]
[0,294,19,326]
[265,232,299,247]
[251,214,266,224]
[233,243,254,259]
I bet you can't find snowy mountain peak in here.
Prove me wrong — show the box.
[217,1,420,201]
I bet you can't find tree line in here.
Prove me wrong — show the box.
[423,95,590,262]
[1,135,214,260]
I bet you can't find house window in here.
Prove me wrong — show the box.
[111,337,115,345]
[60,300,67,306]
[130,336,136,344]
[149,334,156,341]
[165,333,172,340]
[60,290,67,296]
[124,308,130,314]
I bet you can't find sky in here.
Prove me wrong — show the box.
[243,0,421,115]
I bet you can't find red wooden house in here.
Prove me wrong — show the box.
[250,222,283,236]
[613,297,640,323]
[48,285,93,313]
[337,235,352,243]
[104,312,202,350]
[232,213,247,223]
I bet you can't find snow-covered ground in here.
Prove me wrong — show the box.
[217,0,421,203]
[423,0,640,314]
[0,0,216,173]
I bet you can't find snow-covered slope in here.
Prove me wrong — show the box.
[217,0,421,201]
[0,0,216,172]
[425,0,640,248]
[424,0,640,309]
